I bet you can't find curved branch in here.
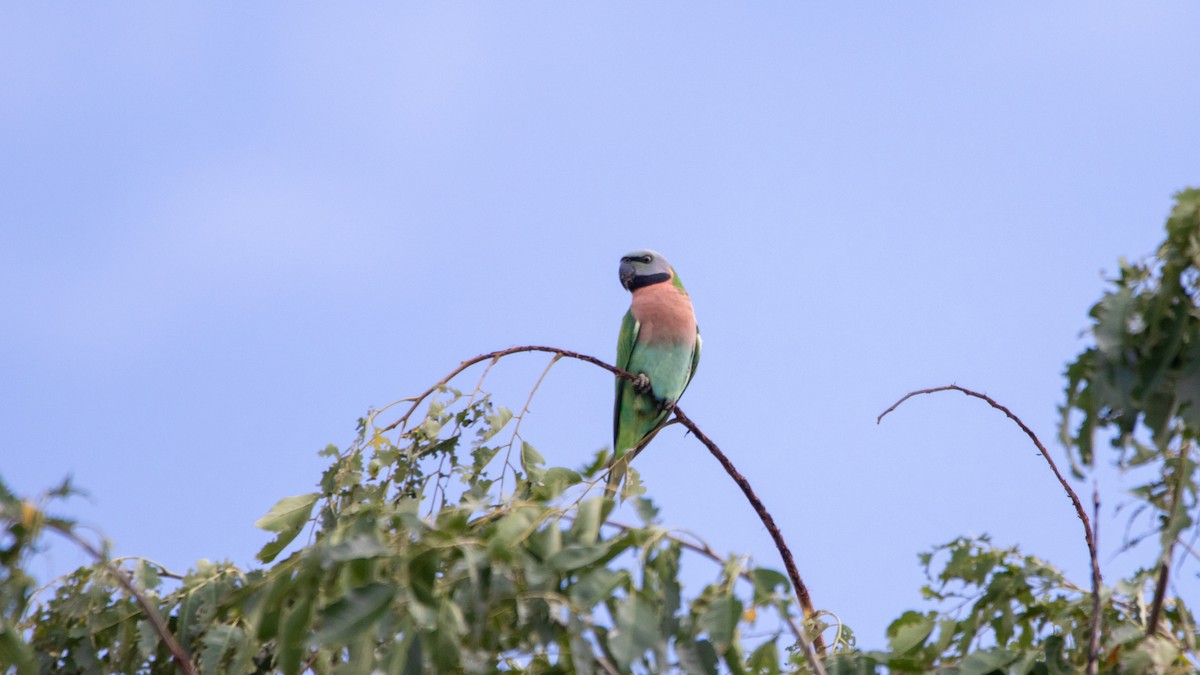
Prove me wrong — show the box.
[381,346,618,434]
[381,345,826,666]
[1088,484,1101,675]
[670,406,827,661]
[50,525,196,675]
[877,385,1102,648]
[500,353,562,498]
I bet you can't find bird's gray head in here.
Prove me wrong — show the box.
[619,249,675,291]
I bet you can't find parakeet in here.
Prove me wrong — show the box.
[608,249,701,496]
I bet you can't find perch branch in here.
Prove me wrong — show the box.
[670,406,827,662]
[383,345,826,667]
[877,385,1102,650]
[381,346,616,434]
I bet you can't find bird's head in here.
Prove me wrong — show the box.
[619,249,675,291]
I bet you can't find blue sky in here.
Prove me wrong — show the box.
[3,3,1198,646]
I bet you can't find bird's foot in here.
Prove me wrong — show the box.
[633,373,652,395]
[658,397,676,412]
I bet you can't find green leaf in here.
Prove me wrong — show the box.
[531,466,581,500]
[0,626,36,675]
[621,466,646,499]
[886,611,935,654]
[929,617,958,656]
[610,594,662,670]
[721,642,749,675]
[676,638,719,675]
[278,595,314,675]
[521,441,545,482]
[489,507,538,553]
[199,624,244,674]
[570,627,598,675]
[408,550,438,606]
[570,568,626,607]
[746,638,780,675]
[394,633,425,675]
[581,447,611,478]
[256,534,299,565]
[547,543,610,572]
[480,406,513,441]
[750,568,789,604]
[312,582,396,646]
[133,559,161,590]
[321,534,392,563]
[254,493,319,563]
[136,619,159,661]
[570,497,604,544]
[432,602,467,670]
[528,518,563,558]
[634,496,660,524]
[1041,635,1073,675]
[255,493,320,532]
[1093,287,1136,355]
[957,648,1017,675]
[698,594,741,652]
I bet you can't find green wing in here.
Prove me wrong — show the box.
[683,328,701,392]
[612,309,640,447]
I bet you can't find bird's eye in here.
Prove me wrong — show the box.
[640,256,652,264]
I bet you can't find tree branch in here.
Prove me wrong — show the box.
[381,346,617,434]
[670,406,827,662]
[382,345,826,666]
[50,524,196,675]
[1146,441,1190,637]
[877,385,1102,648]
[1088,483,1101,675]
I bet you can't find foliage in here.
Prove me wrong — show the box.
[827,536,1194,673]
[1,390,808,674]
[1062,188,1200,566]
[2,189,1200,673]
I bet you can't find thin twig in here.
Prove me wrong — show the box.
[381,347,617,434]
[877,385,1102,653]
[500,353,562,498]
[595,654,622,675]
[26,555,179,611]
[109,556,185,580]
[1088,482,1101,675]
[50,525,195,675]
[1146,440,1190,636]
[1176,509,1200,567]
[428,363,501,514]
[1146,564,1170,636]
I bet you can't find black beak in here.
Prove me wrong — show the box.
[619,261,636,290]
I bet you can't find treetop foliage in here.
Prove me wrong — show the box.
[2,189,1199,673]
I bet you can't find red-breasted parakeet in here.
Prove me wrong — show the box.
[608,249,700,495]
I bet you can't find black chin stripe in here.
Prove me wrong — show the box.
[627,272,672,291]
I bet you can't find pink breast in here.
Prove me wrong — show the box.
[631,283,697,346]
